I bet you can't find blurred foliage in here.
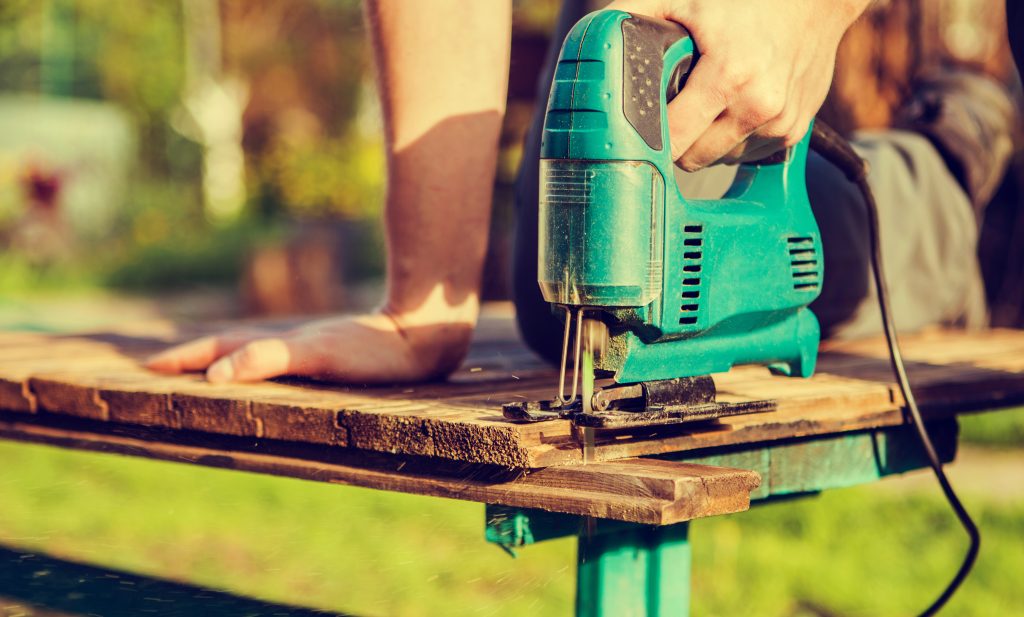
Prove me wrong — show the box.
[258,130,384,221]
[221,0,382,223]
[0,0,390,293]
[0,0,187,166]
[0,0,561,293]
[0,2,47,93]
[960,406,1024,449]
[76,0,186,147]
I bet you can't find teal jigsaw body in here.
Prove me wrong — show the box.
[538,10,823,384]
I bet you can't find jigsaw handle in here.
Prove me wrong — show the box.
[539,10,807,181]
[625,13,797,170]
[538,10,817,312]
[617,13,696,154]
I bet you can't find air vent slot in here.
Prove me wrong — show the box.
[788,236,821,291]
[679,225,704,325]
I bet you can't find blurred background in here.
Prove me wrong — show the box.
[0,0,1022,325]
[0,0,1022,616]
[0,0,561,325]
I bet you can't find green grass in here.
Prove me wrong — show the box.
[0,441,1021,616]
[959,406,1024,449]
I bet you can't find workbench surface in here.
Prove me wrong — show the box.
[1,305,1021,524]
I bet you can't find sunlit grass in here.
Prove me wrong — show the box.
[959,406,1024,449]
[0,440,1021,617]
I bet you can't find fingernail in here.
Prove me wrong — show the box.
[207,359,235,383]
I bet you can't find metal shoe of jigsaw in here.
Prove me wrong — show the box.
[504,10,823,428]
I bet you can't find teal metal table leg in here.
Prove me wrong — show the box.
[486,423,958,616]
[577,522,690,617]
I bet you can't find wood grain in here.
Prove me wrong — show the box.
[1,317,1023,468]
[0,414,759,525]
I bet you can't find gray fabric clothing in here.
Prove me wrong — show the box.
[822,130,986,338]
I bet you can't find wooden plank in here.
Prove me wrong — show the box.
[1,320,1023,468]
[0,414,760,526]
[485,421,959,545]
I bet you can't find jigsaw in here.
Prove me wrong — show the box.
[504,10,823,428]
[505,9,983,613]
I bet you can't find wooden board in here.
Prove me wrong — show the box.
[0,414,759,526]
[2,309,1023,469]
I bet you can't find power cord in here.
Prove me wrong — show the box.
[809,120,981,617]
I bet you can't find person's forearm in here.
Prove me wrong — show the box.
[365,0,512,331]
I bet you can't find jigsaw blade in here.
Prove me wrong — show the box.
[581,318,596,413]
[580,318,599,462]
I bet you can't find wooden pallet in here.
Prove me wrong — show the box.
[0,415,760,526]
[2,311,1022,524]
[3,316,1022,469]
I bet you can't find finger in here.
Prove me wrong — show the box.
[715,94,804,165]
[288,317,422,384]
[206,337,307,383]
[720,136,786,165]
[601,2,733,162]
[782,115,814,148]
[665,59,731,162]
[716,135,778,163]
[726,114,811,164]
[145,332,258,374]
[676,113,755,171]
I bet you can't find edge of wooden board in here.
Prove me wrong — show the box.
[4,327,1024,469]
[0,416,760,525]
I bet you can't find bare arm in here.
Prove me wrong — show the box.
[147,0,512,383]
[371,0,512,372]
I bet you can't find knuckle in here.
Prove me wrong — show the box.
[716,63,749,94]
[736,112,765,134]
[758,118,793,141]
[782,129,806,148]
[715,80,740,102]
[697,81,732,111]
[747,91,785,124]
[698,64,744,105]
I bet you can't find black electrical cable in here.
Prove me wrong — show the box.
[809,120,981,617]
